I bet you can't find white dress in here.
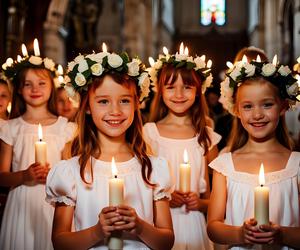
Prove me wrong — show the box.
[0,116,76,250]
[209,152,300,250]
[46,155,174,250]
[143,123,221,250]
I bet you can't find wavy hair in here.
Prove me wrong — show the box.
[9,68,57,119]
[149,64,212,154]
[71,72,154,185]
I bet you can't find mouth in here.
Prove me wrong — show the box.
[30,95,42,99]
[104,119,125,127]
[171,100,187,104]
[250,122,268,127]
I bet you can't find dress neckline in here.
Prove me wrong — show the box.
[19,116,62,127]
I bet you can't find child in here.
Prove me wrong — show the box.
[144,45,221,250]
[55,86,78,121]
[208,56,300,249]
[46,50,175,249]
[0,47,76,250]
[0,78,11,125]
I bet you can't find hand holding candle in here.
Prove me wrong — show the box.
[254,163,269,226]
[179,149,191,193]
[35,124,47,167]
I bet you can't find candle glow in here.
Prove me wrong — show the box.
[207,59,212,68]
[179,42,184,55]
[256,55,261,62]
[272,55,278,66]
[184,47,189,56]
[242,55,248,63]
[148,57,155,67]
[226,61,233,69]
[163,46,169,55]
[21,44,28,57]
[33,39,40,57]
[102,42,107,53]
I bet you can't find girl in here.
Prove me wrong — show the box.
[55,86,78,121]
[0,78,11,125]
[0,50,76,250]
[208,57,300,249]
[144,45,221,250]
[46,51,174,249]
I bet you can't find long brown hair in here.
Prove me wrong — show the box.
[9,68,57,118]
[227,77,293,151]
[71,72,154,185]
[149,64,212,154]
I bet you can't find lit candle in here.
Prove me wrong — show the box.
[226,61,234,69]
[148,57,155,67]
[21,44,28,57]
[179,42,184,55]
[272,55,278,66]
[102,42,107,53]
[33,38,40,56]
[108,157,124,250]
[35,124,47,166]
[163,46,169,56]
[17,55,22,62]
[179,149,191,192]
[184,46,189,56]
[256,55,261,62]
[242,55,248,63]
[206,59,212,68]
[254,163,269,226]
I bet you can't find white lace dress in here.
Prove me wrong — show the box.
[209,152,300,250]
[143,122,221,250]
[46,155,174,250]
[0,116,76,250]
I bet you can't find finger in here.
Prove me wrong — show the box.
[101,206,117,214]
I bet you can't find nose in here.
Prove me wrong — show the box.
[110,102,121,115]
[174,86,184,98]
[253,107,264,120]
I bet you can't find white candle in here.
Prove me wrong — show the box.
[254,163,269,226]
[35,124,47,166]
[179,149,191,193]
[108,157,124,250]
[21,44,28,57]
[33,38,40,57]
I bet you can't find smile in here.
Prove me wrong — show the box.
[105,120,124,125]
[250,122,268,127]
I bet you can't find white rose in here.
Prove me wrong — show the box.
[68,61,76,71]
[138,72,151,101]
[229,67,241,81]
[202,74,213,93]
[287,82,299,97]
[43,58,55,71]
[90,63,104,76]
[64,84,76,98]
[107,54,123,68]
[86,53,105,63]
[78,59,89,73]
[29,56,43,65]
[186,56,194,63]
[262,63,276,76]
[153,60,163,70]
[278,65,291,76]
[75,73,86,86]
[194,57,206,69]
[244,63,255,77]
[74,55,85,63]
[175,52,187,61]
[127,61,140,76]
[64,75,71,84]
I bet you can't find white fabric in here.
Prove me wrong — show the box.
[0,116,76,250]
[209,152,300,250]
[143,122,221,250]
[0,118,7,128]
[46,155,174,250]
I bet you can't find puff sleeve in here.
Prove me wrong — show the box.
[46,159,77,206]
[206,126,222,150]
[0,120,14,145]
[150,156,175,201]
[209,152,230,177]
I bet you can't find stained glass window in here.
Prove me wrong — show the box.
[200,0,226,26]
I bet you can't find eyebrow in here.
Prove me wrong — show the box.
[94,94,133,98]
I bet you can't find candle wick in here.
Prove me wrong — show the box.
[39,139,42,142]
[114,175,117,178]
[260,184,263,187]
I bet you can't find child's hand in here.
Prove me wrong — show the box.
[170,190,186,208]
[113,205,142,235]
[254,222,281,245]
[23,163,50,185]
[241,219,261,244]
[97,206,123,238]
[185,192,200,211]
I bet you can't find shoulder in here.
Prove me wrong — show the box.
[209,152,232,175]
[143,122,156,133]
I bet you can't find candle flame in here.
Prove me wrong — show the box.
[297,56,300,64]
[163,46,169,55]
[102,43,107,53]
[6,102,11,113]
[21,44,28,57]
[17,55,22,62]
[256,55,261,62]
[183,149,189,163]
[272,55,278,66]
[33,38,40,56]
[148,57,155,67]
[111,157,118,177]
[226,61,233,69]
[6,58,13,67]
[258,163,265,186]
[179,42,184,55]
[242,55,248,63]
[200,55,206,61]
[184,46,189,56]
[207,59,212,68]
[58,75,64,83]
[57,64,63,75]
[38,123,43,141]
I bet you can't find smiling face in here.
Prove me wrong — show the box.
[56,88,78,120]
[162,73,197,116]
[88,75,135,140]
[21,69,53,109]
[235,79,285,142]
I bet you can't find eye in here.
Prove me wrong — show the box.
[263,102,274,108]
[39,81,46,86]
[24,82,31,87]
[242,104,252,110]
[120,98,131,104]
[98,99,109,104]
[165,85,174,90]
[184,85,193,89]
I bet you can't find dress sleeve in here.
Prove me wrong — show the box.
[0,120,14,145]
[143,123,159,155]
[57,119,77,151]
[150,156,175,201]
[206,126,222,150]
[209,153,230,177]
[46,159,77,206]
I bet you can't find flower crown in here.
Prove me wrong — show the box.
[219,55,300,115]
[64,45,151,102]
[147,43,213,93]
[2,39,57,84]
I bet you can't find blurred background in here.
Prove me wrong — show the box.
[1,0,300,85]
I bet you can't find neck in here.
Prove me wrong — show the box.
[164,112,192,125]
[23,104,53,122]
[244,136,284,153]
